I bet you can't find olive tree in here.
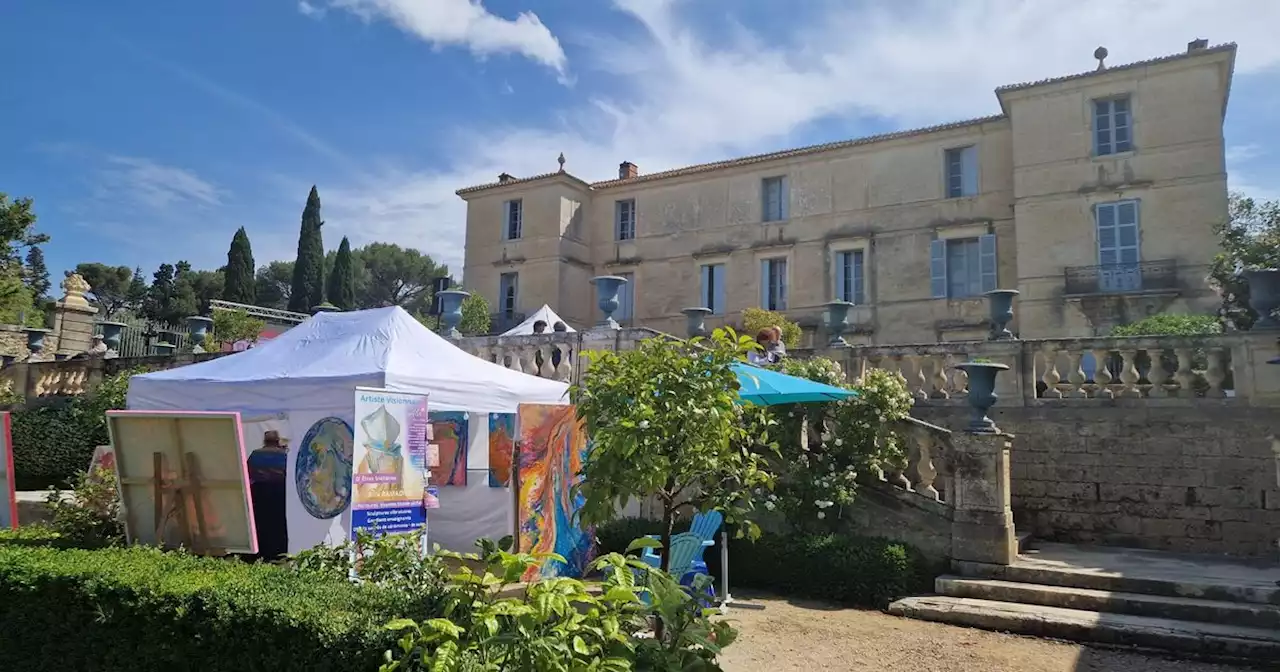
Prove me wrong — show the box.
[569,328,775,572]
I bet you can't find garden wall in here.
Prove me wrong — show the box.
[914,405,1280,557]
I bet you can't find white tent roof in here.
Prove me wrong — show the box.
[501,304,576,336]
[127,306,569,414]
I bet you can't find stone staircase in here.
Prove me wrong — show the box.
[889,541,1280,662]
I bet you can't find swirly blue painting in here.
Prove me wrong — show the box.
[294,417,355,520]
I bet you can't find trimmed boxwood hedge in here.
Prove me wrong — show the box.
[595,517,934,608]
[0,529,406,672]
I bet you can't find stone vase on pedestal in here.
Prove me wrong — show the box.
[681,307,712,338]
[98,321,128,353]
[1244,269,1280,330]
[955,361,1009,434]
[590,275,628,329]
[25,328,51,360]
[823,300,855,347]
[984,289,1019,340]
[436,289,471,339]
[153,341,176,356]
[187,316,214,353]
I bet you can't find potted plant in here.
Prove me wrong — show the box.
[955,357,1009,433]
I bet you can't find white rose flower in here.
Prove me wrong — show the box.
[764,501,776,511]
[834,438,843,447]
[817,511,826,519]
[638,420,650,429]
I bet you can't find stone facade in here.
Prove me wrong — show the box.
[459,42,1235,343]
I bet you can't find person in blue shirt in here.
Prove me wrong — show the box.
[246,430,289,561]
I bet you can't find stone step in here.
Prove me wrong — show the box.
[888,595,1280,662]
[954,543,1280,606]
[936,576,1280,630]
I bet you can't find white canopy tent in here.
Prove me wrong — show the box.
[126,306,569,553]
[500,304,577,336]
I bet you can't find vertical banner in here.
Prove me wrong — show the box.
[516,404,594,581]
[0,413,15,530]
[352,388,429,538]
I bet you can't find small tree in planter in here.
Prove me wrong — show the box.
[570,328,775,573]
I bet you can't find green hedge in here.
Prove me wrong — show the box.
[11,369,137,490]
[0,530,408,672]
[594,518,932,608]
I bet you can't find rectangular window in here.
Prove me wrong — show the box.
[1093,97,1132,156]
[930,234,997,299]
[503,200,523,240]
[761,176,789,223]
[759,258,788,310]
[944,146,979,198]
[700,263,726,315]
[498,272,518,315]
[834,250,866,304]
[615,272,635,322]
[615,199,636,241]
[1096,200,1141,291]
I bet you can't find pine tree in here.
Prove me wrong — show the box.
[23,247,50,301]
[288,186,325,312]
[126,266,148,312]
[327,236,356,310]
[223,227,256,304]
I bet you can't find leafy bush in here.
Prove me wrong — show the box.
[726,532,932,608]
[382,538,737,671]
[11,368,138,489]
[741,307,802,348]
[292,526,449,622]
[1109,313,1222,337]
[0,531,411,672]
[40,465,124,549]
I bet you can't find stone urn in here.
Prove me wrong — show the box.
[153,341,176,356]
[311,302,341,315]
[681,307,712,338]
[1243,269,1280,330]
[187,316,214,352]
[823,300,855,347]
[590,275,628,329]
[24,328,51,356]
[984,289,1020,340]
[98,321,128,353]
[436,289,471,339]
[955,361,1009,434]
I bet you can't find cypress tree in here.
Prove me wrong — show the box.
[327,236,356,310]
[223,227,257,304]
[288,186,326,312]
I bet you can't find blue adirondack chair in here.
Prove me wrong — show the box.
[641,511,721,597]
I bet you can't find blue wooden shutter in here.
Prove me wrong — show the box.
[760,259,769,307]
[780,176,790,220]
[834,252,848,302]
[714,266,726,315]
[929,239,947,298]
[961,147,979,196]
[778,259,788,309]
[853,250,865,304]
[979,233,997,292]
[700,265,711,309]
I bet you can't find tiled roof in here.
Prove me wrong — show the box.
[455,169,591,196]
[455,114,1006,196]
[995,43,1237,95]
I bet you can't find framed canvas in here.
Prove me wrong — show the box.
[0,413,15,530]
[106,411,257,555]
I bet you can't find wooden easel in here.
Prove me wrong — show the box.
[118,449,240,556]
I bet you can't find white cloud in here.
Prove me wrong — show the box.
[315,0,1280,275]
[319,0,566,74]
[96,156,225,211]
[297,1,326,19]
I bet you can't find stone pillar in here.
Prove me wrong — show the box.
[51,273,98,356]
[949,430,1017,565]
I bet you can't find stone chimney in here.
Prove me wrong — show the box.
[1188,38,1208,52]
[498,172,515,183]
[618,161,638,180]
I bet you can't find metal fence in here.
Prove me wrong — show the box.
[95,318,190,357]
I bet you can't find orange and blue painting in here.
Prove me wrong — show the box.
[487,413,515,487]
[427,412,468,486]
[516,404,594,581]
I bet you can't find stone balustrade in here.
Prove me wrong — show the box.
[459,327,668,384]
[0,352,229,403]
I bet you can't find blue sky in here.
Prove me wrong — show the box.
[3,0,1279,283]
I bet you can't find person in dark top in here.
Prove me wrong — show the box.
[247,430,289,562]
[532,320,548,334]
[551,321,568,369]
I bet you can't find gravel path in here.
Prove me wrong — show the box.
[717,594,1254,672]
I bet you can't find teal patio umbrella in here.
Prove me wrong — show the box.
[731,362,858,406]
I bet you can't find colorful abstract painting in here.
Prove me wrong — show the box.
[516,404,594,581]
[488,413,515,487]
[428,412,468,486]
